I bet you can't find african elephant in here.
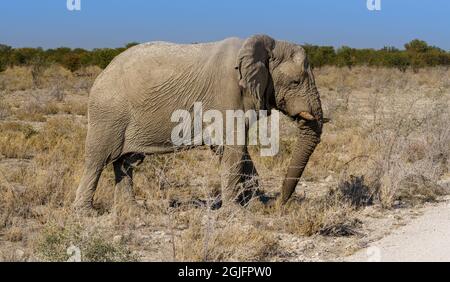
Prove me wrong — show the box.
[73,34,323,214]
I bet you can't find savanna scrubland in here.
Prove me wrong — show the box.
[0,61,449,261]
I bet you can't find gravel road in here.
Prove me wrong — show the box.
[346,199,450,262]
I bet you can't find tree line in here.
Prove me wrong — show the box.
[1,39,449,73]
[303,39,450,71]
[0,42,139,72]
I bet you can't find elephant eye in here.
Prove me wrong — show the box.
[290,80,301,86]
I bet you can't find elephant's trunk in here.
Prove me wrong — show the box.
[279,67,323,204]
[280,121,322,204]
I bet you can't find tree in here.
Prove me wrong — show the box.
[125,42,139,49]
[303,44,336,68]
[336,46,354,69]
[402,39,450,71]
[0,40,449,73]
[0,44,12,72]
[91,48,121,69]
[405,39,429,53]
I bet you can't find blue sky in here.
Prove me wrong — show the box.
[1,0,449,50]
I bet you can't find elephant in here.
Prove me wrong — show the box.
[73,34,323,214]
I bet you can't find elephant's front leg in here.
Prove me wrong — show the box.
[220,145,259,206]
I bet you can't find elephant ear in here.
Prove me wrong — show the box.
[236,35,275,110]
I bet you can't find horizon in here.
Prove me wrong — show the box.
[1,0,449,50]
[1,38,447,52]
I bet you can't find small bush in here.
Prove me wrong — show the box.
[177,210,279,261]
[329,175,376,208]
[83,235,138,262]
[35,222,138,262]
[284,197,359,237]
[395,174,448,206]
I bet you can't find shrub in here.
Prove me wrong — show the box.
[1,40,449,73]
[35,222,138,262]
[0,43,139,72]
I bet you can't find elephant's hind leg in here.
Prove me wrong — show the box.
[73,159,104,215]
[73,123,125,214]
[113,153,145,215]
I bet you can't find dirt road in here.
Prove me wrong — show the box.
[345,198,450,262]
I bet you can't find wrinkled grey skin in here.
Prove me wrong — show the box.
[73,35,323,213]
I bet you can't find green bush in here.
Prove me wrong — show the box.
[0,40,449,72]
[0,44,12,72]
[303,45,336,68]
[303,39,450,70]
[0,43,138,72]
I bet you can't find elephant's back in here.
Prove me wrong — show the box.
[133,37,242,61]
[108,37,242,73]
[89,37,242,101]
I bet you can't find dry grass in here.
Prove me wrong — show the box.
[4,226,23,242]
[176,209,279,261]
[0,122,37,158]
[361,94,449,207]
[0,100,11,119]
[0,65,100,92]
[0,67,34,91]
[315,66,450,94]
[281,198,360,237]
[34,219,138,262]
[0,117,86,227]
[0,65,449,261]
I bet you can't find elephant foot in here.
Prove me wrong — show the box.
[222,187,263,207]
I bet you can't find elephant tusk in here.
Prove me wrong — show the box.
[298,112,315,121]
